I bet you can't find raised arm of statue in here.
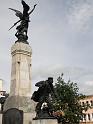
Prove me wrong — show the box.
[29,4,37,15]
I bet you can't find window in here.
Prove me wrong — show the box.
[90,100,93,106]
[86,101,89,105]
[88,114,90,121]
[83,114,86,121]
[82,102,84,106]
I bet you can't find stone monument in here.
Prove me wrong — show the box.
[4,1,37,124]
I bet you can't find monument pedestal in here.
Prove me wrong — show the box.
[4,41,36,124]
[32,119,58,124]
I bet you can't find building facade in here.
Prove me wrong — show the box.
[80,95,93,124]
[0,79,3,91]
[0,79,7,113]
[0,79,6,96]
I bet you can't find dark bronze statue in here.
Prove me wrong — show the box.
[31,77,56,119]
[9,0,37,43]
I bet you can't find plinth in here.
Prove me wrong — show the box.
[32,119,58,124]
[4,41,36,124]
[32,106,58,124]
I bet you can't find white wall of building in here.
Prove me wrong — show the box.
[0,80,3,91]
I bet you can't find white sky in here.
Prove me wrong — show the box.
[0,0,93,95]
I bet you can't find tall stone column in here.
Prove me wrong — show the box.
[11,42,32,97]
[4,41,36,123]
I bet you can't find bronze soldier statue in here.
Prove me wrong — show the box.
[31,77,56,118]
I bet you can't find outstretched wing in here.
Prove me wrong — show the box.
[9,8,23,19]
[22,0,30,12]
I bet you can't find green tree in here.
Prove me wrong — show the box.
[53,74,88,124]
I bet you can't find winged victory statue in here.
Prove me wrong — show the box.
[9,0,37,43]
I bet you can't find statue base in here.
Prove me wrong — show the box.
[32,118,58,124]
[15,39,29,44]
[33,106,56,120]
[3,41,35,124]
[15,33,28,43]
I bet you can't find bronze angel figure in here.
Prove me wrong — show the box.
[9,0,37,42]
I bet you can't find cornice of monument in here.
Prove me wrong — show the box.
[11,42,32,56]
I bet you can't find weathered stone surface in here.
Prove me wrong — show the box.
[4,42,33,113]
[10,42,32,96]
[24,113,36,124]
[3,41,36,124]
[32,119,58,124]
[4,96,36,113]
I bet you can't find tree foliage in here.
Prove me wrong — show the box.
[53,74,88,124]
